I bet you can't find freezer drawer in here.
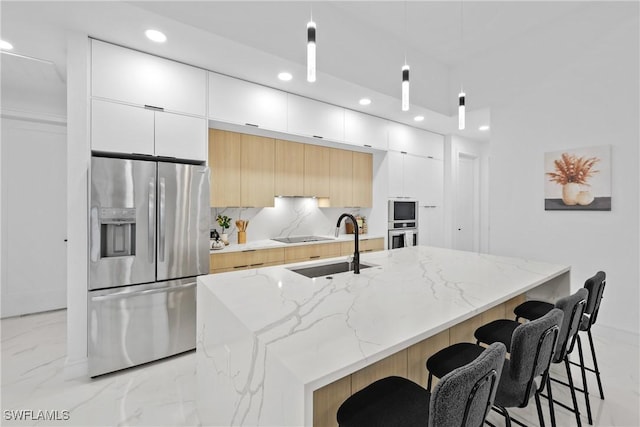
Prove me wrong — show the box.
[88,278,196,377]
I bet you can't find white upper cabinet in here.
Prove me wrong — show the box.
[344,110,388,150]
[91,40,206,116]
[287,94,345,142]
[155,113,207,160]
[421,157,444,206]
[91,99,155,155]
[91,99,206,161]
[208,72,287,132]
[387,152,444,206]
[387,122,444,159]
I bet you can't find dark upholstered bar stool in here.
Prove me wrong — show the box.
[475,289,588,427]
[426,309,563,427]
[514,272,607,402]
[336,343,506,427]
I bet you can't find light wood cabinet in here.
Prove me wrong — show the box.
[304,144,331,198]
[284,242,341,263]
[241,134,275,207]
[352,152,373,207]
[209,130,275,207]
[209,129,241,207]
[210,248,284,274]
[275,139,304,196]
[329,148,353,207]
[407,330,450,390]
[340,238,384,256]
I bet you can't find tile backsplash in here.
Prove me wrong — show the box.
[210,197,369,244]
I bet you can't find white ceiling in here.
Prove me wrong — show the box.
[0,1,611,141]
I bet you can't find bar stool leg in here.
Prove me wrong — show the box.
[565,357,583,427]
[587,330,605,400]
[547,375,557,427]
[577,336,593,424]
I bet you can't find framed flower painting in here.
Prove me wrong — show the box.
[544,145,611,211]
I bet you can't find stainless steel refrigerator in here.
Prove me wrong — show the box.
[88,155,210,377]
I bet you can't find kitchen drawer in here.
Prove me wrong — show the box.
[340,238,385,256]
[284,242,342,263]
[210,248,284,273]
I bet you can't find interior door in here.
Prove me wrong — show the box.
[156,162,210,281]
[1,118,67,316]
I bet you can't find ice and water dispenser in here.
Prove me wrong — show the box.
[98,207,136,257]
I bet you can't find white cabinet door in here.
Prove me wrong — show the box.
[388,122,444,159]
[419,206,445,248]
[387,151,405,199]
[91,99,154,155]
[155,113,207,161]
[344,110,388,150]
[421,157,444,206]
[91,40,206,116]
[402,153,424,200]
[208,73,287,131]
[287,94,345,142]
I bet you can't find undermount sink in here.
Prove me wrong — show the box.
[272,235,333,244]
[289,261,375,278]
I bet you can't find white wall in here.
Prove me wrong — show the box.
[455,4,639,333]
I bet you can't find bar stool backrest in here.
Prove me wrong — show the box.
[583,271,606,328]
[509,308,563,406]
[430,342,507,427]
[553,288,588,362]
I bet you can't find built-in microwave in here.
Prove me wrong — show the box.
[388,199,418,229]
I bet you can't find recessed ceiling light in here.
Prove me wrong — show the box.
[278,72,292,81]
[359,98,372,106]
[414,115,424,122]
[0,39,14,50]
[479,125,490,131]
[145,29,167,43]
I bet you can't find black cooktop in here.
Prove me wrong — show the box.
[271,235,333,244]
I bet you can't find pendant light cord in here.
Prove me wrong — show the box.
[460,0,464,92]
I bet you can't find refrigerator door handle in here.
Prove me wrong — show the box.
[91,282,196,302]
[148,180,155,263]
[159,177,166,262]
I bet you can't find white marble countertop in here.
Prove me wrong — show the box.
[209,233,385,254]
[197,246,570,426]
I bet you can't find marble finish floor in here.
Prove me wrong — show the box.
[1,309,638,426]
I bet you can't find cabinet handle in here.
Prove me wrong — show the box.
[401,151,408,154]
[242,249,256,253]
[363,144,372,148]
[233,265,249,269]
[309,255,321,259]
[144,104,164,111]
[245,123,259,127]
[312,135,324,139]
[250,263,264,267]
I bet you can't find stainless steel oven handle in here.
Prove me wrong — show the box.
[91,282,196,302]
[148,180,155,263]
[159,177,166,262]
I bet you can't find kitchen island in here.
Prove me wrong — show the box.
[196,246,570,427]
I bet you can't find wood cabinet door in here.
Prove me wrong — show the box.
[329,148,353,207]
[91,99,154,155]
[352,152,373,207]
[155,113,207,161]
[275,139,304,196]
[208,129,241,207]
[241,134,275,207]
[303,144,331,197]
